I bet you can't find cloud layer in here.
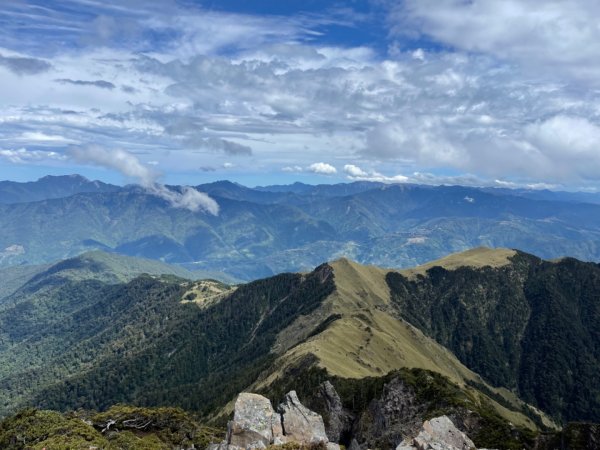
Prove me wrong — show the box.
[0,1,599,190]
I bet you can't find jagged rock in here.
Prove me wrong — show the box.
[396,416,476,450]
[227,393,278,448]
[278,390,329,444]
[314,380,355,443]
[215,391,339,450]
[355,376,426,449]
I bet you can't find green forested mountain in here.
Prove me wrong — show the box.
[387,250,600,422]
[2,178,600,280]
[0,248,599,449]
[0,251,335,417]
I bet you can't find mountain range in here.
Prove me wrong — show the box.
[2,175,600,281]
[1,247,599,448]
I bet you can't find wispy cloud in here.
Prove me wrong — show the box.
[67,145,219,214]
[55,78,115,89]
[0,147,66,164]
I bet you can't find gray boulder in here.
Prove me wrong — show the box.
[314,380,354,443]
[227,393,280,448]
[278,390,329,444]
[212,390,340,450]
[396,415,476,450]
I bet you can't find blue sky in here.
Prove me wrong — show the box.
[1,0,600,190]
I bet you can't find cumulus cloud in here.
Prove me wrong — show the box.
[55,79,116,89]
[67,145,219,214]
[387,0,600,85]
[524,115,600,179]
[344,164,408,183]
[2,2,600,189]
[308,162,337,174]
[0,54,52,75]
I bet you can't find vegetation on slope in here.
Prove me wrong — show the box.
[262,361,538,450]
[0,257,335,417]
[269,255,542,431]
[386,251,600,422]
[3,181,600,280]
[0,405,223,450]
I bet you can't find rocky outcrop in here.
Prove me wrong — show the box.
[209,391,340,450]
[396,416,477,450]
[312,381,355,443]
[227,393,281,448]
[278,390,328,444]
[353,376,426,449]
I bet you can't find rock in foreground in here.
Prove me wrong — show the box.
[209,391,339,450]
[396,415,478,450]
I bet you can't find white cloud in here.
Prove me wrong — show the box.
[388,0,600,86]
[67,145,219,214]
[343,164,408,183]
[1,2,600,189]
[282,165,303,173]
[343,164,369,178]
[308,162,337,175]
[0,147,66,164]
[68,145,157,186]
[523,115,600,179]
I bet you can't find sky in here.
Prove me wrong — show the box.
[1,0,600,190]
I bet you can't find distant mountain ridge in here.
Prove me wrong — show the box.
[0,174,120,204]
[2,175,600,280]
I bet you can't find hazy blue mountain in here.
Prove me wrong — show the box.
[0,174,120,204]
[482,187,600,205]
[2,177,600,279]
[255,180,386,198]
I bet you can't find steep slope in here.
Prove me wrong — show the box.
[257,254,544,432]
[2,247,597,436]
[384,248,600,423]
[0,255,335,417]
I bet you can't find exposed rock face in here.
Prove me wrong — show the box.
[278,390,329,445]
[313,381,355,443]
[212,391,339,450]
[228,393,279,448]
[354,376,425,449]
[396,416,476,450]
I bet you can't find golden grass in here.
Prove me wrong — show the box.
[399,247,517,280]
[181,280,236,308]
[261,249,551,430]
